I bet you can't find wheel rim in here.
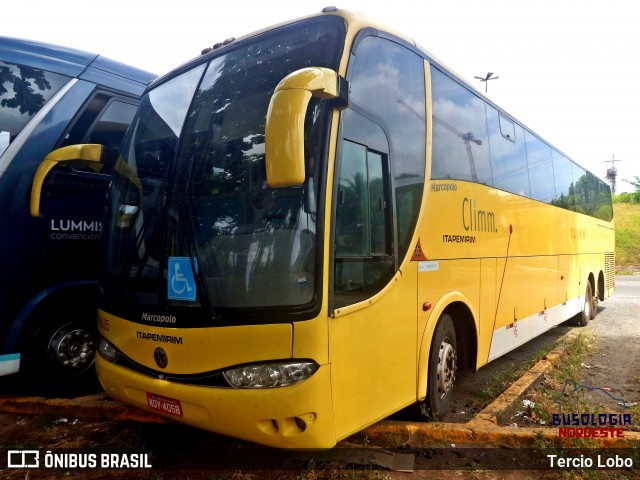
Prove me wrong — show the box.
[583,289,592,319]
[436,337,456,399]
[47,326,95,373]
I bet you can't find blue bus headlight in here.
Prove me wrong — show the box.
[223,361,319,388]
[98,336,119,363]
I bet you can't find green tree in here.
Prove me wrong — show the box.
[625,175,640,191]
[614,176,640,204]
[0,64,51,115]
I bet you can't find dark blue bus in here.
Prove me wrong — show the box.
[0,36,155,389]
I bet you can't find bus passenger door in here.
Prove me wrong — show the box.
[328,33,426,439]
[329,109,418,439]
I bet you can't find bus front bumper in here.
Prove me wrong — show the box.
[96,357,337,449]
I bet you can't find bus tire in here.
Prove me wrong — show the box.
[576,283,595,327]
[425,313,457,420]
[21,312,98,393]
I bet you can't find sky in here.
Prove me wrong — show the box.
[5,0,638,192]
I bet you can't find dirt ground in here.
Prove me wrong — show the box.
[0,413,596,480]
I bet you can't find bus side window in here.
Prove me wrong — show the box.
[336,140,388,257]
[335,138,392,304]
[38,96,138,217]
[334,110,392,307]
[347,35,425,265]
[430,66,492,185]
[60,94,138,170]
[525,131,555,203]
[551,151,575,211]
[0,60,70,157]
[486,105,531,197]
[333,34,426,309]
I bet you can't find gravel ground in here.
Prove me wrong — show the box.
[576,275,640,411]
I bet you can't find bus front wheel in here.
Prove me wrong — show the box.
[44,322,95,376]
[425,313,457,420]
[21,313,98,394]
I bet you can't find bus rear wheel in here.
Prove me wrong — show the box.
[576,282,596,327]
[425,313,457,420]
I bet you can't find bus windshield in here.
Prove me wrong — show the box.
[102,16,345,320]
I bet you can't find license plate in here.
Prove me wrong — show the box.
[146,392,183,417]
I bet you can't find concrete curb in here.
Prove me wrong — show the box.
[1,328,638,448]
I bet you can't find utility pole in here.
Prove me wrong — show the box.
[604,155,622,194]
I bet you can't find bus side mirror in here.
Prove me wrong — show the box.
[265,67,347,188]
[30,144,104,217]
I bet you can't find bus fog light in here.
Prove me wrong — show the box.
[98,337,119,362]
[223,361,318,388]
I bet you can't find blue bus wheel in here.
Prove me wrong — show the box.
[45,323,95,375]
[22,315,97,387]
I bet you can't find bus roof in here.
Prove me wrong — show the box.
[0,36,156,92]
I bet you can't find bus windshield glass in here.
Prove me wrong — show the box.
[102,16,345,318]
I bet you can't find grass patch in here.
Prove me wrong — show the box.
[614,203,640,266]
[468,343,556,411]
[476,363,518,404]
[526,331,596,427]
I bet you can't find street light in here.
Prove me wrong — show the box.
[474,72,499,93]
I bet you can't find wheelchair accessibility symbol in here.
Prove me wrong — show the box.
[167,257,197,301]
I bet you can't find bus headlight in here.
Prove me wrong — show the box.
[223,361,318,388]
[98,336,119,363]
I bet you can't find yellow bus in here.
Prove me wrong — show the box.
[81,8,612,448]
